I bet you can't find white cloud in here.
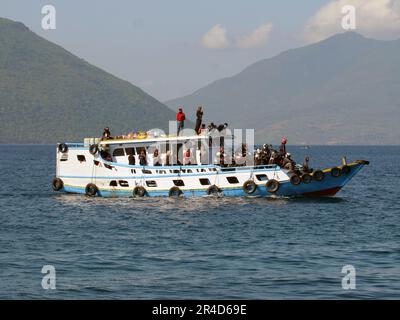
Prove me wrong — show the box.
[201,24,230,49]
[236,23,273,48]
[303,0,400,43]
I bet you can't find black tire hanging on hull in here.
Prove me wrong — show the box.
[207,185,221,196]
[243,180,257,194]
[331,167,342,177]
[133,186,147,197]
[341,165,351,175]
[290,175,301,185]
[52,178,64,191]
[58,143,68,153]
[301,173,312,184]
[312,169,325,181]
[85,183,98,197]
[168,186,183,197]
[266,179,280,193]
[89,144,99,155]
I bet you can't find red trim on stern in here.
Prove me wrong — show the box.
[303,187,342,197]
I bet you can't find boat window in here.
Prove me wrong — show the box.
[142,169,152,174]
[104,164,114,170]
[109,180,118,187]
[187,169,193,173]
[77,155,86,162]
[226,176,239,184]
[256,174,268,181]
[173,169,180,174]
[173,179,185,187]
[113,148,125,157]
[199,178,211,186]
[125,147,135,155]
[146,180,157,187]
[94,160,100,166]
[119,180,129,187]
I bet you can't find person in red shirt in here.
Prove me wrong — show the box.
[176,107,186,135]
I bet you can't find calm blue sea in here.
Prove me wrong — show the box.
[0,145,399,299]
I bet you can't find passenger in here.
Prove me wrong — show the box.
[183,149,192,165]
[139,150,147,166]
[280,136,287,155]
[102,127,111,140]
[215,147,226,166]
[176,107,186,135]
[195,106,203,134]
[282,153,296,171]
[164,150,172,166]
[217,123,228,132]
[153,149,161,166]
[302,156,312,173]
[208,122,217,133]
[127,150,135,165]
[199,124,207,135]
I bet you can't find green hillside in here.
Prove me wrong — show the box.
[0,17,179,143]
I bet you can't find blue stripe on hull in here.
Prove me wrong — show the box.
[60,163,365,198]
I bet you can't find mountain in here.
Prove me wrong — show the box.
[0,17,179,143]
[166,32,400,145]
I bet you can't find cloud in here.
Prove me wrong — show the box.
[236,23,273,48]
[201,24,230,49]
[303,0,400,43]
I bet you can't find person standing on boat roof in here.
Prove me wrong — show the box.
[102,127,111,140]
[195,106,203,134]
[280,136,287,155]
[176,107,186,135]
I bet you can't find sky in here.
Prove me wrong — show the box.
[1,0,400,101]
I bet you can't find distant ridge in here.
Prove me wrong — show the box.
[167,32,400,145]
[0,17,179,143]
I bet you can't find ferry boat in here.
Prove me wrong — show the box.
[52,131,369,198]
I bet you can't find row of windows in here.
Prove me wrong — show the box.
[108,175,268,188]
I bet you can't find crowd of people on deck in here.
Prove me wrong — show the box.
[99,106,311,171]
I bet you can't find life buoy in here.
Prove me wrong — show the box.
[85,183,98,197]
[169,186,182,197]
[243,180,257,194]
[301,173,312,184]
[331,167,341,177]
[341,165,351,175]
[58,143,68,153]
[207,185,221,195]
[266,179,280,193]
[133,186,146,197]
[290,174,301,185]
[52,178,63,191]
[89,144,99,155]
[312,169,324,181]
